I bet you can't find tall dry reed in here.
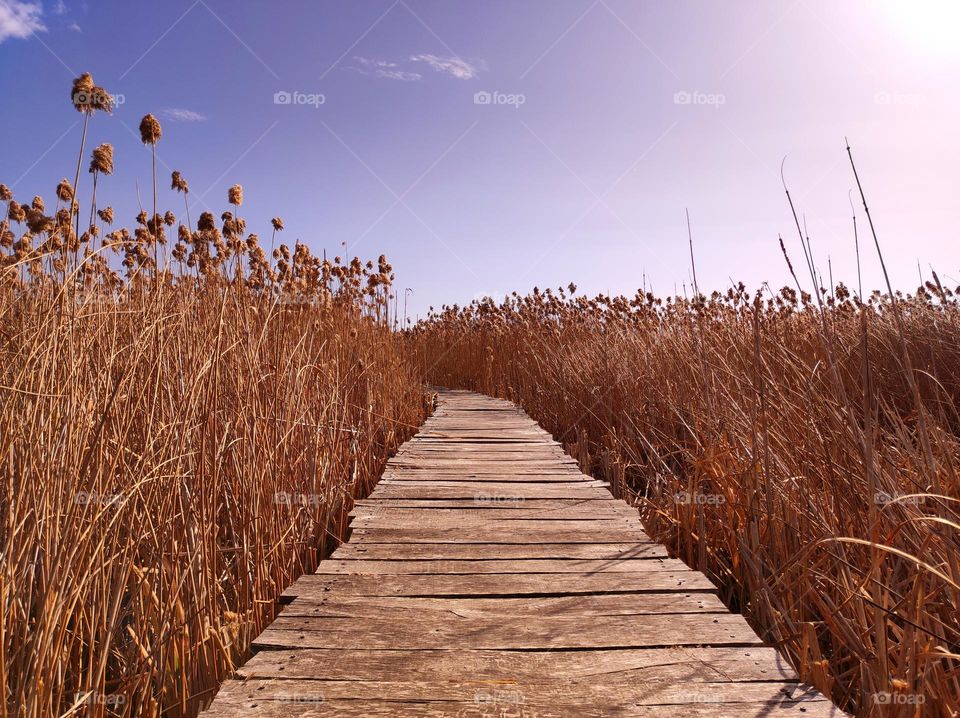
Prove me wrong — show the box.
[413,282,960,717]
[0,75,427,717]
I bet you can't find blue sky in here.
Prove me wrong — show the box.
[2,0,959,318]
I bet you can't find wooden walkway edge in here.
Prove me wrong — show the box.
[205,389,846,717]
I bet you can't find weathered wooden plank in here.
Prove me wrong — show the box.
[348,518,646,532]
[347,527,650,543]
[375,479,607,488]
[380,470,588,489]
[394,447,566,452]
[386,460,581,467]
[253,612,764,651]
[211,679,835,712]
[331,542,666,560]
[316,557,688,574]
[281,572,716,599]
[219,678,817,702]
[234,646,797,682]
[280,593,728,617]
[351,497,634,511]
[391,458,574,465]
[348,518,647,533]
[394,456,573,463]
[389,457,574,462]
[204,697,842,718]
[403,437,552,444]
[348,521,647,535]
[369,484,613,499]
[349,504,638,520]
[395,444,564,449]
[392,461,570,467]
[378,477,592,485]
[412,431,546,435]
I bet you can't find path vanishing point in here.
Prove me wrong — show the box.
[205,389,846,717]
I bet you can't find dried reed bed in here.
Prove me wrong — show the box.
[0,75,427,717]
[413,283,960,716]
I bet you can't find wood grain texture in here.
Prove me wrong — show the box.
[204,389,846,717]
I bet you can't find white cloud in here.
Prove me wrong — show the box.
[0,0,45,42]
[53,0,67,15]
[410,54,482,80]
[162,108,207,122]
[377,69,422,82]
[352,56,423,81]
[354,56,397,70]
[67,22,80,32]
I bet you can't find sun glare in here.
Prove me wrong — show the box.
[884,0,960,54]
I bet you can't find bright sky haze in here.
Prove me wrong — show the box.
[2,0,959,318]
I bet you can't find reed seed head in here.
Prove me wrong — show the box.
[171,171,189,193]
[8,201,26,223]
[89,144,114,175]
[139,114,162,145]
[90,86,114,113]
[56,179,74,203]
[197,212,216,232]
[70,73,95,111]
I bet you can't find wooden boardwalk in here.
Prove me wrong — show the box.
[206,389,844,717]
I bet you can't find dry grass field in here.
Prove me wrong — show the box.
[0,75,427,716]
[412,278,960,715]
